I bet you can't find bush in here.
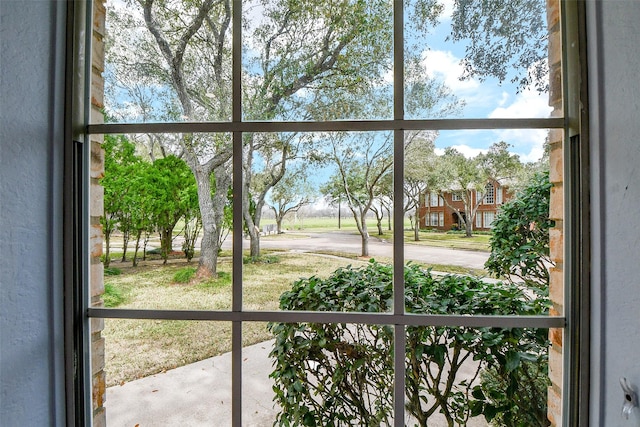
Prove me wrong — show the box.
[173,267,197,283]
[269,261,549,426]
[103,283,126,307]
[485,171,553,289]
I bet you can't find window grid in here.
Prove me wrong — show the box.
[85,1,568,424]
[484,183,495,204]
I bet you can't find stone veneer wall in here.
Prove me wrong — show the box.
[546,0,564,425]
[91,1,107,426]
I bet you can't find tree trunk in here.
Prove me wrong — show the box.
[465,218,473,237]
[276,217,283,234]
[414,207,421,241]
[376,217,383,236]
[361,230,369,257]
[104,229,111,268]
[121,230,129,262]
[132,230,142,267]
[160,227,172,264]
[194,166,220,277]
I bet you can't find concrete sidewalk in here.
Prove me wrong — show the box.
[106,339,489,427]
[106,340,278,426]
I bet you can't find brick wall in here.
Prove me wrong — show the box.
[546,0,564,425]
[91,1,107,425]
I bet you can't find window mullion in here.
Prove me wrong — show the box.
[393,1,405,425]
[231,1,243,426]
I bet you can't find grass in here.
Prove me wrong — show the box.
[102,253,367,386]
[101,229,491,385]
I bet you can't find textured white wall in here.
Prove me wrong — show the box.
[588,1,640,425]
[0,1,66,425]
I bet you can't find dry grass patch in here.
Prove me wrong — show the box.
[103,253,365,386]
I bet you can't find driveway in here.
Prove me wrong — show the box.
[254,230,489,271]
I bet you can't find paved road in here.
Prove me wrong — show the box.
[251,230,489,270]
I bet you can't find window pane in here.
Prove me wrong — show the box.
[242,323,278,423]
[242,0,393,121]
[404,0,552,119]
[404,327,550,426]
[103,320,232,424]
[97,133,233,311]
[244,131,393,313]
[268,322,394,425]
[404,129,556,312]
[101,1,233,123]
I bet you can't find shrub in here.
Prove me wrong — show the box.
[269,261,549,426]
[103,283,126,307]
[173,267,197,283]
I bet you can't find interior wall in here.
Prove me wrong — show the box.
[0,1,66,425]
[587,1,640,425]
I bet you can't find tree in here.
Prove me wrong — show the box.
[267,165,315,234]
[101,134,144,267]
[449,0,549,92]
[485,171,554,289]
[146,156,199,264]
[404,131,438,241]
[321,132,393,257]
[434,141,521,237]
[106,0,463,268]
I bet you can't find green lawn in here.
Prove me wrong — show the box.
[102,253,367,386]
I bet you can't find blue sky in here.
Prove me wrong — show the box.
[415,1,552,163]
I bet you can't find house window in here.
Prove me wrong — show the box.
[496,185,503,204]
[483,211,496,228]
[430,212,439,227]
[476,211,483,228]
[75,0,580,425]
[429,192,439,207]
[484,183,495,204]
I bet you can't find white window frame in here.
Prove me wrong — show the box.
[484,182,495,204]
[483,211,495,228]
[72,1,587,425]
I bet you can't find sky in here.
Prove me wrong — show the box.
[105,0,552,165]
[414,1,552,163]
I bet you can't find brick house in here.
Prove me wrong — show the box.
[418,181,512,231]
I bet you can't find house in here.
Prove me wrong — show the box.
[418,181,512,231]
[1,2,639,425]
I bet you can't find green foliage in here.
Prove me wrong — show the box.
[173,267,197,284]
[485,171,553,288]
[449,0,549,92]
[243,255,281,265]
[477,359,551,426]
[103,283,127,308]
[269,261,549,426]
[104,267,122,276]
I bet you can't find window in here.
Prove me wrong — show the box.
[484,183,495,204]
[496,185,503,204]
[476,211,483,228]
[74,0,581,425]
[430,212,439,227]
[483,211,496,228]
[429,192,440,207]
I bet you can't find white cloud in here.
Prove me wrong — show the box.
[421,50,479,92]
[488,87,552,119]
[491,128,549,163]
[439,0,456,21]
[435,144,486,159]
